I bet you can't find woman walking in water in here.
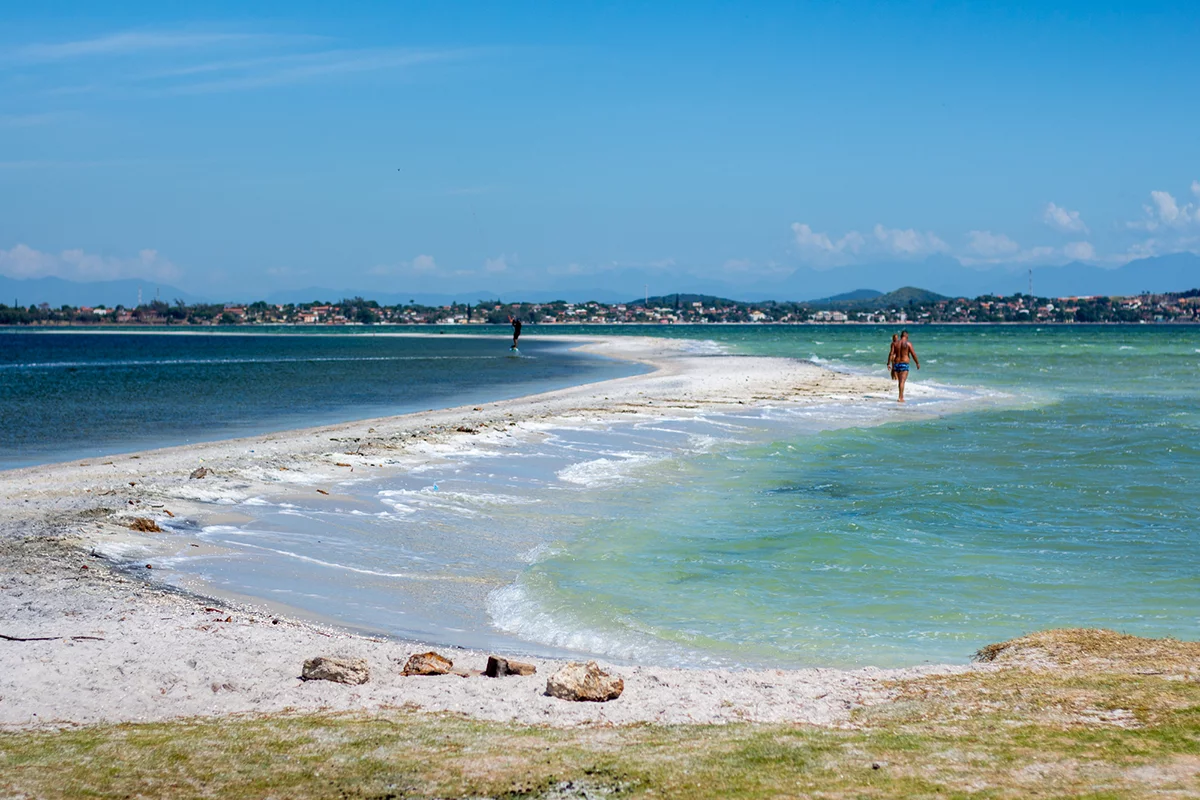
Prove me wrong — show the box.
[892,329,920,403]
[886,333,899,380]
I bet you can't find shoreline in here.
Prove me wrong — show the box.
[0,333,977,730]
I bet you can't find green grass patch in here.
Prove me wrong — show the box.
[3,686,1200,800]
[4,628,1200,798]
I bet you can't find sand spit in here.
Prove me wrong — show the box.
[1,334,973,730]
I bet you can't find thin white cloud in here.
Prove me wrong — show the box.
[10,32,268,62]
[791,222,947,264]
[483,255,509,273]
[1151,190,1182,223]
[966,230,1021,258]
[1193,180,1200,198]
[5,28,482,97]
[1042,202,1088,233]
[142,52,328,80]
[0,158,141,170]
[720,258,789,277]
[0,112,69,128]
[410,254,438,273]
[1063,241,1096,261]
[1101,238,1165,264]
[790,223,865,262]
[166,48,473,95]
[369,254,441,276]
[0,243,182,282]
[872,225,948,257]
[1131,187,1200,231]
[959,242,1080,267]
[546,262,591,276]
[265,265,310,278]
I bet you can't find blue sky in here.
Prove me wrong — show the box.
[1,1,1198,298]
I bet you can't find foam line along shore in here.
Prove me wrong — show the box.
[0,333,974,729]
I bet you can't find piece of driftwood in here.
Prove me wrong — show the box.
[0,633,105,642]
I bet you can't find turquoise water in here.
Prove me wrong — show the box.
[499,326,1200,665]
[153,325,1200,667]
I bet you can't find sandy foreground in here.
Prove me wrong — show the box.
[0,334,974,730]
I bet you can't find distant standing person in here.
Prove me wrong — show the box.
[886,333,900,380]
[509,315,522,350]
[892,329,920,403]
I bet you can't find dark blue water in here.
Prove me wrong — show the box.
[0,329,644,470]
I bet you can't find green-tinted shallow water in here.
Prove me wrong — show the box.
[500,325,1200,666]
[101,323,1199,667]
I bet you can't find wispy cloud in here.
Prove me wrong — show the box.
[483,254,512,273]
[9,31,291,63]
[790,222,946,266]
[0,243,181,281]
[1127,184,1200,232]
[790,223,864,264]
[1042,202,1088,233]
[3,28,483,97]
[1063,241,1096,260]
[163,48,475,95]
[872,225,948,258]
[0,158,140,170]
[966,230,1021,258]
[369,254,443,277]
[0,112,70,128]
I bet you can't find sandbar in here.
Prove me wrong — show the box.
[0,334,972,729]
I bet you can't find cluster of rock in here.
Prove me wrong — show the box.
[300,651,623,702]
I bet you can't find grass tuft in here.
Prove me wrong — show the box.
[3,629,1199,798]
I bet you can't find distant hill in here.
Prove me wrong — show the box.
[804,288,884,306]
[804,286,948,309]
[0,275,201,308]
[630,293,740,308]
[261,286,647,307]
[870,286,950,307]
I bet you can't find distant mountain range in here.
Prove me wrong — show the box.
[3,252,1198,308]
[808,287,949,310]
[0,276,201,309]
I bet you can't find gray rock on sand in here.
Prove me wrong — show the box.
[402,651,453,676]
[301,656,369,685]
[545,661,623,702]
[485,655,537,678]
[189,467,209,479]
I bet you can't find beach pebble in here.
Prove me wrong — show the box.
[485,655,537,678]
[401,651,453,676]
[189,467,209,479]
[545,661,623,702]
[301,656,370,685]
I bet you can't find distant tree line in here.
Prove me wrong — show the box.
[1,287,1197,326]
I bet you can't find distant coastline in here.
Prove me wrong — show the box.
[3,284,1200,326]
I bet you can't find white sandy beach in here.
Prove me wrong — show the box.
[0,334,975,730]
